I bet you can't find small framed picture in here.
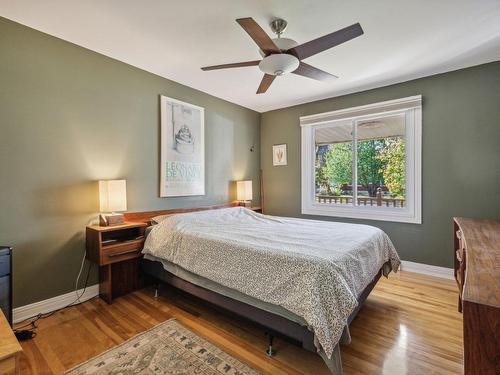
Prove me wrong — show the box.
[272,144,287,166]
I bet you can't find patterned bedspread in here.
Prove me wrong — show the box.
[142,207,400,358]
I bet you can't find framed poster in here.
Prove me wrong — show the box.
[160,95,205,197]
[272,143,287,166]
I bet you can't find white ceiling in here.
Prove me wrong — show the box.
[2,0,500,112]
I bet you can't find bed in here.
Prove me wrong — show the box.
[126,204,400,374]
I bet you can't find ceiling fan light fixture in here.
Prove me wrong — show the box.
[259,54,299,76]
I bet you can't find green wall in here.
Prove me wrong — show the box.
[0,17,261,307]
[2,15,499,308]
[261,61,500,268]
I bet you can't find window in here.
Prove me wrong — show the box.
[301,96,421,223]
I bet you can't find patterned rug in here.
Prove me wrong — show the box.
[64,319,261,374]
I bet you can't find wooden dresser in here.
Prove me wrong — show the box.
[0,309,22,374]
[453,217,499,375]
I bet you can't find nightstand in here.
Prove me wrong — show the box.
[86,222,148,303]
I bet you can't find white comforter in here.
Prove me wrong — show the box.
[142,207,400,358]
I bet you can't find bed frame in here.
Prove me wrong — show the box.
[124,203,383,358]
[124,202,240,225]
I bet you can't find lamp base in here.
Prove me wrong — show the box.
[239,201,252,208]
[99,213,125,226]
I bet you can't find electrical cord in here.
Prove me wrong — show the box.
[14,247,94,340]
[73,245,89,304]
[14,262,93,338]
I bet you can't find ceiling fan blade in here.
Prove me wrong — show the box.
[292,62,338,81]
[256,74,276,94]
[236,18,281,55]
[201,60,261,71]
[288,23,364,60]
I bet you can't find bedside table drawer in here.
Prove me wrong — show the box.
[101,240,144,265]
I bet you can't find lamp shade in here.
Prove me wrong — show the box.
[99,180,127,212]
[236,180,253,201]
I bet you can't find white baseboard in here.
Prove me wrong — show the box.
[12,261,452,323]
[13,284,99,324]
[401,260,454,280]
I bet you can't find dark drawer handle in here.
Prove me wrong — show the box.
[107,248,139,257]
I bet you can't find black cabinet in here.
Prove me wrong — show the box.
[0,246,12,325]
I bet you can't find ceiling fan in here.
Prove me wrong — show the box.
[201,18,364,94]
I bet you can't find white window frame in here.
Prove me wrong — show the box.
[300,95,422,224]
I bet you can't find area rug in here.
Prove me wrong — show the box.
[64,318,261,374]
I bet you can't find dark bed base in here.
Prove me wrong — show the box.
[141,258,382,353]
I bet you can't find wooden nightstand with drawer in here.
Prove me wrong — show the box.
[86,222,148,303]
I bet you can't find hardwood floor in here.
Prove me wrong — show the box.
[17,271,463,374]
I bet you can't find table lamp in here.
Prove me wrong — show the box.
[237,180,253,208]
[99,180,127,226]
